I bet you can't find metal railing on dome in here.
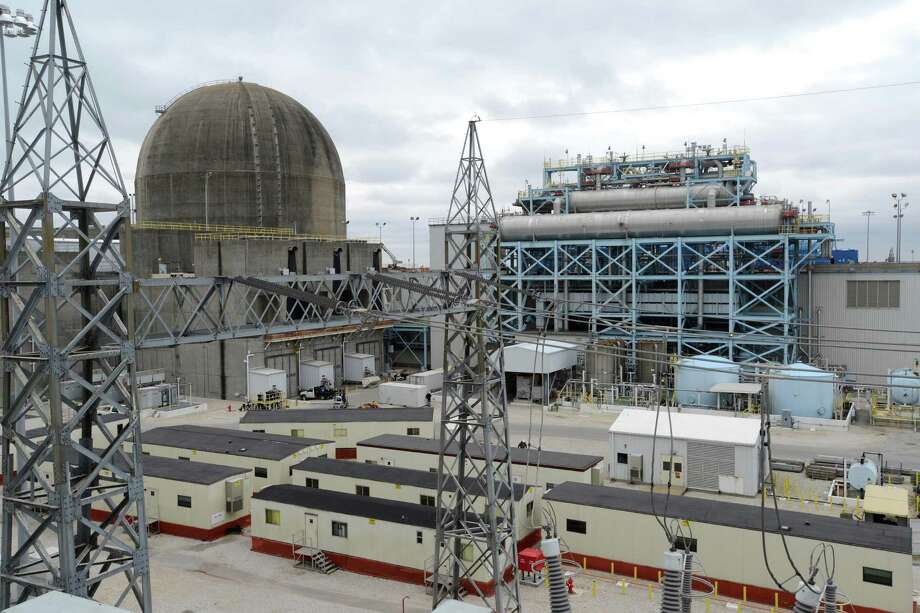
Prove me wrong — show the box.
[133,221,372,243]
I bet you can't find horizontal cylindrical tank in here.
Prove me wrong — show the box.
[568,184,734,213]
[769,362,835,419]
[675,356,740,409]
[887,368,919,405]
[499,204,784,241]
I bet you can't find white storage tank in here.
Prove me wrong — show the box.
[300,360,335,391]
[887,368,919,405]
[407,368,443,392]
[344,353,376,383]
[674,356,740,409]
[769,362,835,419]
[378,382,429,408]
[248,367,287,400]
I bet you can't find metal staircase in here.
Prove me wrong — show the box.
[292,531,338,574]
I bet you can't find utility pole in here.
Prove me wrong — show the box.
[891,193,908,263]
[0,1,151,609]
[861,210,876,262]
[432,119,520,611]
[409,216,419,268]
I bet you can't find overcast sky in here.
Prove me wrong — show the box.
[22,1,920,265]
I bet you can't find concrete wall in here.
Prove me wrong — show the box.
[356,444,595,490]
[140,441,332,491]
[240,419,433,451]
[290,467,541,539]
[800,264,920,384]
[550,497,913,613]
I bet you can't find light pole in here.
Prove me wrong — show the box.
[861,210,876,262]
[891,193,908,263]
[375,221,387,267]
[0,7,37,200]
[409,216,419,268]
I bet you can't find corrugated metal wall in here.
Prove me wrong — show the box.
[801,269,920,383]
[686,441,734,491]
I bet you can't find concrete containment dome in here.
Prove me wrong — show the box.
[135,80,345,236]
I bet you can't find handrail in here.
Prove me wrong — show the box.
[154,79,239,113]
[544,146,751,169]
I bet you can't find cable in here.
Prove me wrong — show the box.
[481,79,920,122]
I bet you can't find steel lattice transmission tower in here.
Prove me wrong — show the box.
[432,119,521,611]
[0,0,151,609]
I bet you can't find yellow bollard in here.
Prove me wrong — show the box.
[775,592,780,608]
[583,557,587,570]
[743,585,747,602]
[648,584,653,600]
[633,566,638,580]
[620,581,626,595]
[705,597,711,612]
[610,561,615,578]
[592,580,597,598]
[544,572,548,588]
[657,570,662,583]
[714,581,719,598]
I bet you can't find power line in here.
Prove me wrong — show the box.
[481,79,920,122]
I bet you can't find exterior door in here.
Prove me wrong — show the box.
[659,454,685,487]
[265,353,298,397]
[145,488,160,522]
[304,512,319,548]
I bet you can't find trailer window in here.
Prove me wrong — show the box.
[291,429,304,438]
[333,427,348,438]
[332,521,348,538]
[356,485,370,497]
[407,427,420,436]
[416,531,423,544]
[616,453,628,464]
[566,519,587,534]
[177,495,192,509]
[862,567,892,586]
[420,494,436,507]
[264,509,281,525]
[254,467,268,478]
[305,478,319,488]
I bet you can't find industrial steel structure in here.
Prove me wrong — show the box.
[499,143,834,368]
[432,120,521,611]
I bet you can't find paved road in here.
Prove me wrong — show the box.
[507,406,920,469]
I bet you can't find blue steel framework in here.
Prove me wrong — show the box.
[501,146,833,367]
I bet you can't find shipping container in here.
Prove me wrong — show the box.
[378,382,429,408]
[407,368,443,392]
[299,360,335,391]
[344,353,376,382]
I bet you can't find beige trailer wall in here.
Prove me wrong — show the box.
[250,496,497,583]
[140,441,332,491]
[549,499,912,613]
[291,467,542,539]
[356,445,596,489]
[240,420,433,450]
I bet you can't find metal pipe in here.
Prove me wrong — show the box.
[568,184,734,213]
[500,204,785,241]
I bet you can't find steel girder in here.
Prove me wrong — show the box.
[500,229,833,366]
[431,121,520,612]
[0,1,151,608]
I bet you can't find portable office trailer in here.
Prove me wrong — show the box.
[407,368,443,392]
[251,485,506,593]
[344,353,376,382]
[290,457,542,543]
[545,482,912,613]
[248,367,287,400]
[299,360,335,391]
[36,452,252,541]
[378,382,428,408]
[356,434,603,490]
[608,409,762,496]
[139,425,332,491]
[239,407,433,459]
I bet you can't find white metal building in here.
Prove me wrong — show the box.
[139,425,332,490]
[239,407,433,459]
[544,482,913,613]
[504,341,578,403]
[608,409,762,496]
[357,434,603,490]
[290,457,542,542]
[800,262,920,384]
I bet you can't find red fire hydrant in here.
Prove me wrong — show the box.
[566,575,575,594]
